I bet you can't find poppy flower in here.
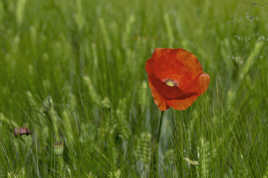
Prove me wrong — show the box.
[145,48,210,111]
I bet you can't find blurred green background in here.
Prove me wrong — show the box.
[0,0,267,177]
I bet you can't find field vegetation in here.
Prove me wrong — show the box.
[0,0,267,177]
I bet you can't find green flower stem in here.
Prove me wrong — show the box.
[151,111,165,178]
[157,111,164,144]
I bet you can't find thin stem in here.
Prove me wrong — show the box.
[151,111,165,178]
[157,111,164,143]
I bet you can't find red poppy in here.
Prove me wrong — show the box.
[145,48,210,111]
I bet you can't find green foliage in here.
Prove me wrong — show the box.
[0,0,267,177]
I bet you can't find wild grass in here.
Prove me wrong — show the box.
[0,0,267,177]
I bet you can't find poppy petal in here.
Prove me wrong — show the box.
[197,73,210,94]
[175,48,203,77]
[151,48,203,90]
[148,79,169,111]
[149,75,197,100]
[145,58,154,74]
[166,95,198,111]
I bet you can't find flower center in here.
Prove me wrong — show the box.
[164,79,178,87]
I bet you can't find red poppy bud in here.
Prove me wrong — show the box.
[14,128,32,137]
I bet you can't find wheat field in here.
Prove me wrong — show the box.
[0,0,267,177]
